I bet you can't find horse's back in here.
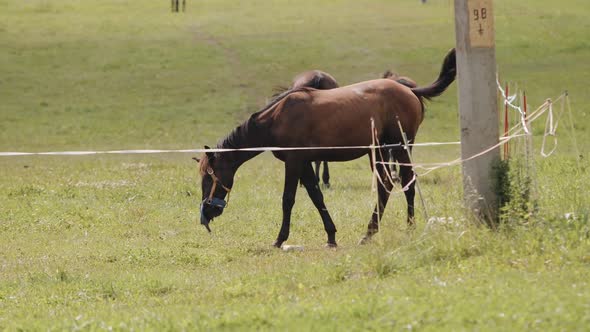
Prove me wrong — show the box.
[382,70,418,89]
[274,79,420,124]
[319,79,421,122]
[269,79,421,148]
[292,70,339,90]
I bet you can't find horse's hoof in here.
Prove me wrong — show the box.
[272,241,283,248]
[282,244,304,252]
[358,235,372,245]
[325,242,338,249]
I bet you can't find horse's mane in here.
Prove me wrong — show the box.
[271,85,290,99]
[198,114,264,176]
[382,70,396,79]
[199,86,314,170]
[263,85,315,115]
[217,115,259,150]
[196,119,254,176]
[198,155,210,176]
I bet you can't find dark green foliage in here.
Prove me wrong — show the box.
[496,156,537,225]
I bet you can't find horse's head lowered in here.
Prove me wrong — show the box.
[197,146,234,232]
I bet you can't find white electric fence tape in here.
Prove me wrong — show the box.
[0,85,569,184]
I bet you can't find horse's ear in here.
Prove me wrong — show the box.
[204,145,215,162]
[192,157,200,163]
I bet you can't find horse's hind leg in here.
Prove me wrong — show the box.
[301,163,337,247]
[359,153,394,244]
[322,161,330,188]
[388,148,400,183]
[397,150,416,227]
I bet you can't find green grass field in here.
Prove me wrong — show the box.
[1,0,589,330]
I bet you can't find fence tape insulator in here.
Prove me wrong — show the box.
[496,75,530,134]
[541,100,559,157]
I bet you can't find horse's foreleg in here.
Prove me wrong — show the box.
[301,163,337,247]
[322,161,330,188]
[360,155,394,244]
[273,161,301,248]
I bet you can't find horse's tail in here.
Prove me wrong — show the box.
[411,48,456,101]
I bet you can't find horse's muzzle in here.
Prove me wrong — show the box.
[200,197,227,233]
[199,203,213,232]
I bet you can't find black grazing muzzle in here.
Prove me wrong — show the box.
[200,167,231,233]
[200,197,227,232]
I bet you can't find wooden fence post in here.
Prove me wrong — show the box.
[454,0,500,223]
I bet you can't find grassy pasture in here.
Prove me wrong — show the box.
[1,0,589,330]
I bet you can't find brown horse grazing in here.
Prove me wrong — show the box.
[198,48,456,248]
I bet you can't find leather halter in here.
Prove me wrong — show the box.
[205,166,231,206]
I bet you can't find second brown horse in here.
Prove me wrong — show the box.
[281,69,418,188]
